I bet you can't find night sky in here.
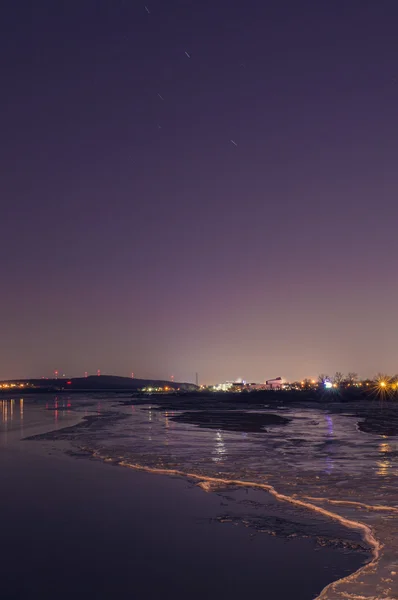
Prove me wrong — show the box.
[2,1,398,383]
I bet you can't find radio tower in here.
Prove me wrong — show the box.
[97,369,101,377]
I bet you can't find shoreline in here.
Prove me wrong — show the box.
[0,440,361,600]
[22,408,379,599]
[85,450,377,600]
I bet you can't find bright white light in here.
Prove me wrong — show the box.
[324,381,333,389]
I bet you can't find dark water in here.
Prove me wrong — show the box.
[0,396,368,600]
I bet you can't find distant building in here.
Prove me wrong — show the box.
[212,382,234,392]
[247,382,267,391]
[266,377,283,390]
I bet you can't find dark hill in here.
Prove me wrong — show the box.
[0,375,197,393]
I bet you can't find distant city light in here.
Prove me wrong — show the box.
[324,381,333,389]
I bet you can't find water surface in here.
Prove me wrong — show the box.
[1,395,381,599]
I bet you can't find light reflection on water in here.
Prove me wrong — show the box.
[212,430,227,463]
[376,440,398,477]
[80,404,398,485]
[323,415,335,475]
[0,396,77,445]
[4,396,398,478]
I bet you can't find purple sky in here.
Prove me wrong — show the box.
[2,1,398,383]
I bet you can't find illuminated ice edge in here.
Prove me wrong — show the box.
[82,447,391,600]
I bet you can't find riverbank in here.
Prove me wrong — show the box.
[0,395,371,600]
[0,440,367,600]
